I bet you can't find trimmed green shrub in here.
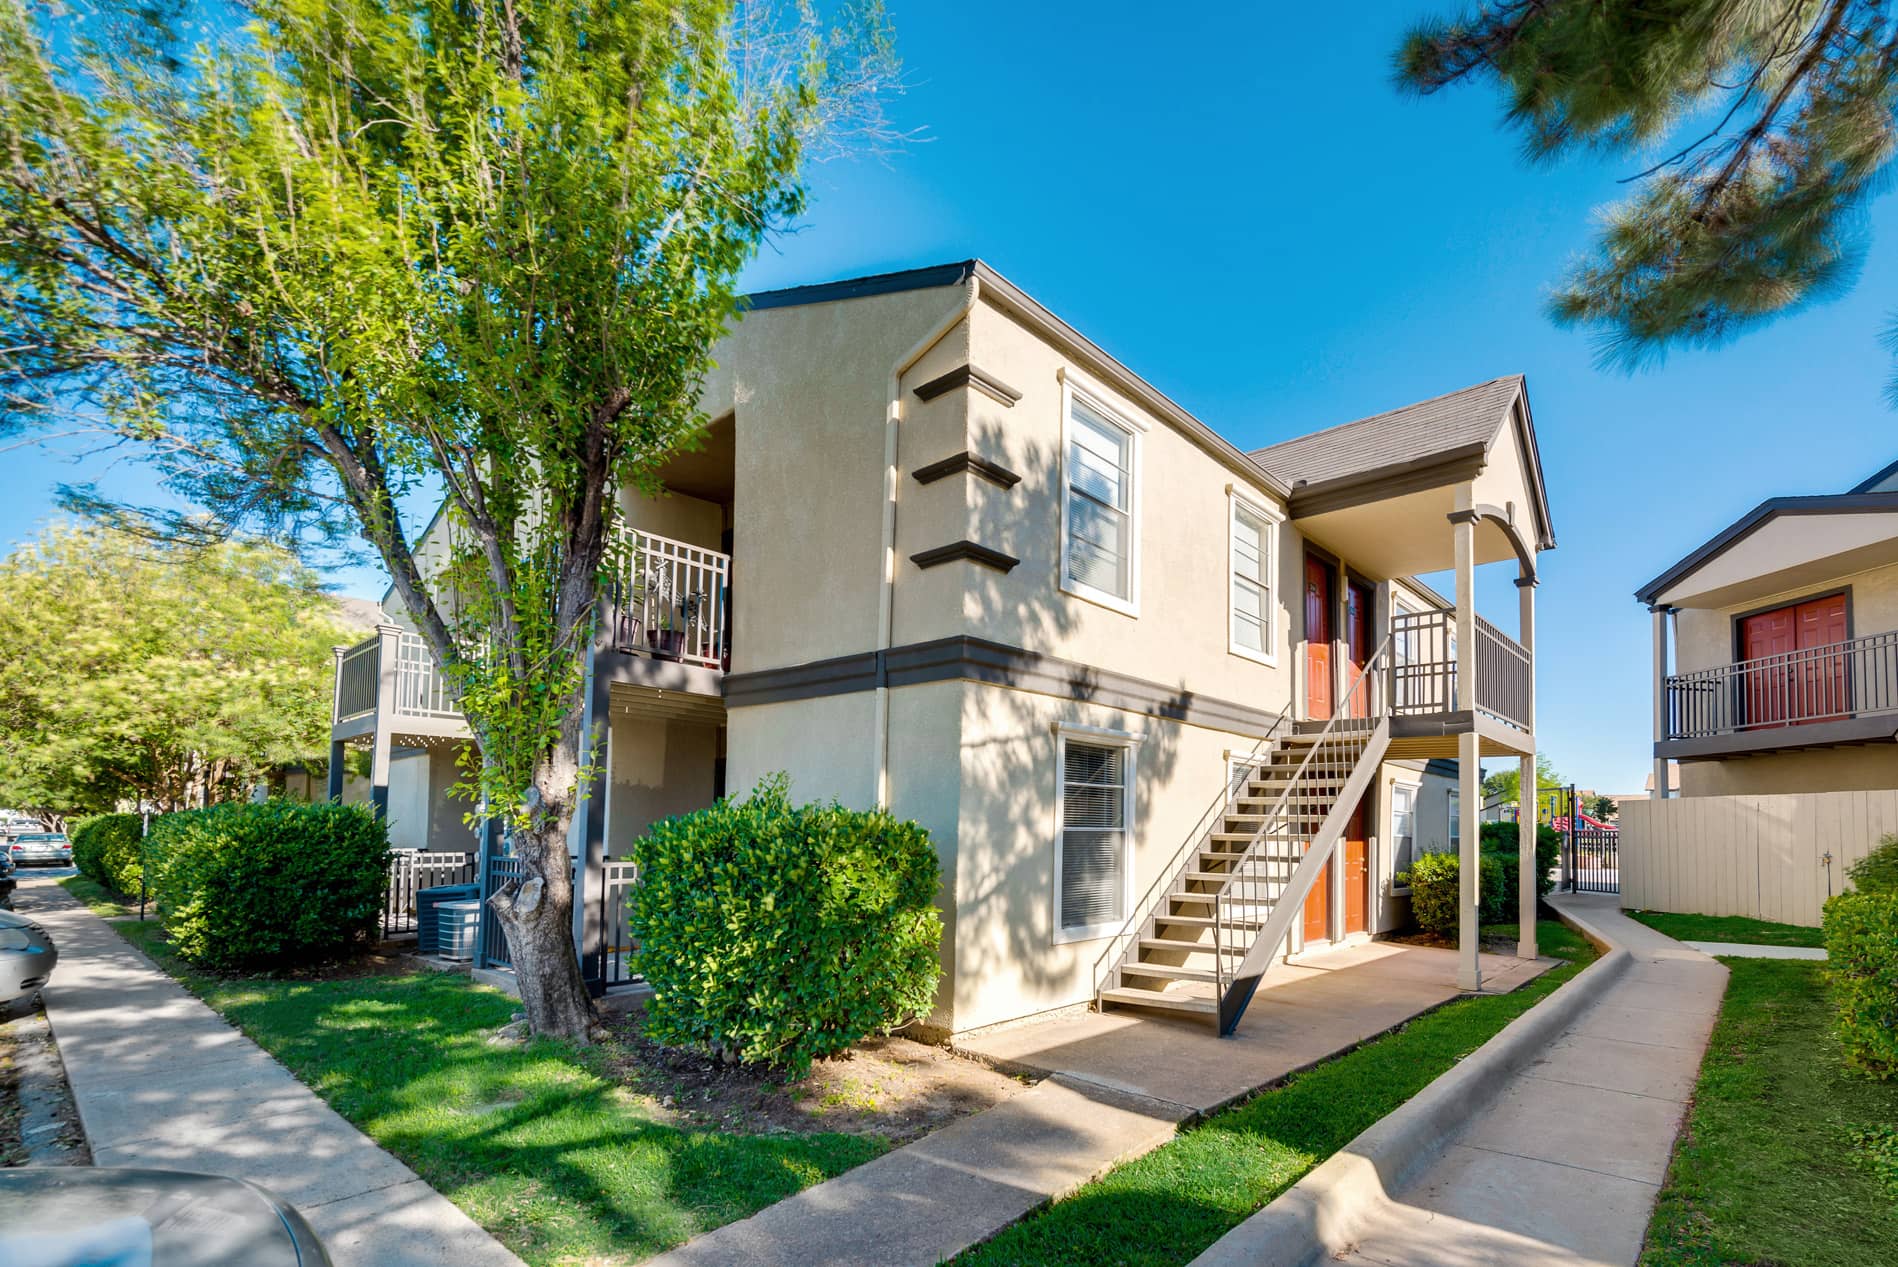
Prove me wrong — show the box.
[1824,890,1898,1080]
[1848,834,1898,896]
[150,800,391,970]
[69,812,146,896]
[1399,849,1503,938]
[631,775,943,1077]
[1477,821,1560,924]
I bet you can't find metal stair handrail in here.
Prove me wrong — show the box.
[1212,637,1394,1033]
[1092,699,1294,998]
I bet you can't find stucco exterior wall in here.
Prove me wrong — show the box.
[1675,559,1898,675]
[1680,747,1898,797]
[725,691,880,812]
[603,715,719,860]
[620,487,723,553]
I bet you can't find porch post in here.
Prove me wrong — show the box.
[1651,605,1671,800]
[369,624,401,820]
[1451,494,1482,992]
[571,632,611,996]
[327,644,348,802]
[327,740,347,803]
[1516,573,1538,961]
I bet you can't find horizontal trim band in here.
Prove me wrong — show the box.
[913,363,1023,406]
[725,636,1286,737]
[910,540,1020,572]
[912,451,1023,490]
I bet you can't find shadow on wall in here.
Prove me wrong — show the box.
[944,422,1195,1015]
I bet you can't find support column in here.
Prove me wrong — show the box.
[1450,494,1481,992]
[1517,572,1538,961]
[571,631,611,997]
[1651,605,1671,800]
[327,644,348,802]
[327,739,347,803]
[369,624,400,820]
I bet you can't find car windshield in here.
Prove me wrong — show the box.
[15,835,63,844]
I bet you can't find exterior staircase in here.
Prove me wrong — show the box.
[1096,642,1393,1034]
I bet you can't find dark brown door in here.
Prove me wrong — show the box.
[1345,580,1374,719]
[1343,801,1369,935]
[1305,556,1334,720]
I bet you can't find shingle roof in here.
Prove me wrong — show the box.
[1248,376,1524,489]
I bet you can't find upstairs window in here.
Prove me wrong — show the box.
[1055,730,1137,941]
[1063,390,1139,613]
[1230,497,1276,661]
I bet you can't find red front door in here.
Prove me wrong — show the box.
[1345,580,1374,719]
[1740,593,1848,727]
[1305,556,1334,720]
[1303,850,1331,943]
[1343,801,1369,935]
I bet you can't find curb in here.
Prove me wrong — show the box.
[1188,911,1631,1267]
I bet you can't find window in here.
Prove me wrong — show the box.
[1448,788,1461,850]
[1062,388,1139,612]
[1230,496,1277,662]
[1390,784,1418,887]
[1055,728,1137,942]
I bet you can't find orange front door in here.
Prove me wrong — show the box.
[1343,802,1369,934]
[1302,851,1331,943]
[1305,555,1334,720]
[1345,580,1374,718]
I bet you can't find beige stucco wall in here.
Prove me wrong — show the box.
[724,691,880,812]
[603,714,719,860]
[620,487,723,553]
[1680,747,1898,797]
[1674,559,1898,675]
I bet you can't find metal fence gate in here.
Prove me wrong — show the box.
[381,850,478,937]
[1568,828,1621,895]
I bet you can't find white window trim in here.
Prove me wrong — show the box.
[1388,778,1421,895]
[1058,372,1143,619]
[1227,488,1281,666]
[1448,787,1462,850]
[1052,720,1140,945]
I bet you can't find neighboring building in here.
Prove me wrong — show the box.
[1637,460,1898,798]
[329,260,1553,1035]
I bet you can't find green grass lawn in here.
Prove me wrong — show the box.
[111,921,882,1264]
[1641,958,1898,1266]
[951,920,1599,1267]
[56,874,140,920]
[1626,910,1825,948]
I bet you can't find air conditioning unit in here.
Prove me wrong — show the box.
[416,884,479,955]
[436,899,482,962]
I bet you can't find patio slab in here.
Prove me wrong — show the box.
[956,940,1551,1114]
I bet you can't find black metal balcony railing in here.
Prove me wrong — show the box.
[1387,607,1532,732]
[1664,630,1898,741]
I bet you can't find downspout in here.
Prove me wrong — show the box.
[875,276,981,807]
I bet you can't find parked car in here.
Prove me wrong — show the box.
[0,1167,331,1265]
[0,908,56,1004]
[8,833,70,867]
[0,852,15,908]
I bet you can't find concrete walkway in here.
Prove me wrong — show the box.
[1682,939,1826,960]
[16,875,523,1267]
[1316,895,1726,1267]
[648,940,1553,1267]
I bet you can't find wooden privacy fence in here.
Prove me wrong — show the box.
[1620,790,1898,927]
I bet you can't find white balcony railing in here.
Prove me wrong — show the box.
[610,527,730,671]
[333,630,462,727]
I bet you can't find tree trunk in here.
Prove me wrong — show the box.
[486,711,598,1041]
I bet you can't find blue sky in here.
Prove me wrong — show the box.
[7,0,1896,794]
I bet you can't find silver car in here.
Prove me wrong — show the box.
[8,832,70,867]
[0,908,56,1003]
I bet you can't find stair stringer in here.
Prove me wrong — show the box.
[1216,721,1390,1035]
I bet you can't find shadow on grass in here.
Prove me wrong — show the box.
[111,921,881,1264]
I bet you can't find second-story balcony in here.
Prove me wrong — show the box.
[331,526,734,748]
[1660,629,1898,758]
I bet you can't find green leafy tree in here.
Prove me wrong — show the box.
[0,0,897,1038]
[1588,794,1620,821]
[0,524,343,821]
[1397,3,1898,371]
[1481,752,1564,806]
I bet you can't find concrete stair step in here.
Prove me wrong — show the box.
[1099,986,1217,1016]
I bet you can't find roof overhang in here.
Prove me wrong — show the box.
[1636,494,1898,609]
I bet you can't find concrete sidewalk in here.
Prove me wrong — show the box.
[1329,895,1726,1267]
[1682,939,1825,960]
[17,876,523,1267]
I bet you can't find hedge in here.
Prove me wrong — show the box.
[631,775,943,1077]
[1824,890,1898,1080]
[69,812,146,897]
[149,800,391,970]
[1847,834,1898,896]
[1400,849,1506,937]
